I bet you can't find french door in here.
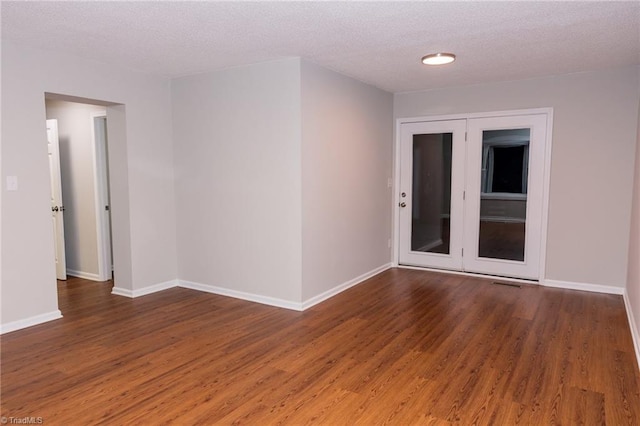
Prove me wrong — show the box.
[398,111,550,280]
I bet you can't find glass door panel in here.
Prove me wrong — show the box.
[478,128,529,261]
[399,120,466,270]
[411,133,452,254]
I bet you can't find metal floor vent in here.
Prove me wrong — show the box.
[491,281,522,288]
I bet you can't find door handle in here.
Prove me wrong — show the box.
[399,202,406,208]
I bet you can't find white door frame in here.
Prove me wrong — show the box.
[393,108,554,282]
[90,111,112,281]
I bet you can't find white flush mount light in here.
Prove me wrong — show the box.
[421,53,456,65]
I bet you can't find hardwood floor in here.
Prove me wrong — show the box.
[2,270,639,424]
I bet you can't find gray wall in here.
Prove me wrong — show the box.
[172,59,303,303]
[172,58,394,305]
[1,41,178,326]
[300,60,393,301]
[45,100,106,278]
[395,66,640,289]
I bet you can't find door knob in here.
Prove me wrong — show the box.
[52,206,59,212]
[399,202,406,208]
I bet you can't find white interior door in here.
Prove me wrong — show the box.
[398,120,466,270]
[398,111,550,281]
[463,113,548,279]
[47,119,67,280]
[92,113,113,281]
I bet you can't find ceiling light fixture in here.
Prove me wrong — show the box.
[421,53,456,65]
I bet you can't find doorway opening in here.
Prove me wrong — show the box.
[45,97,114,287]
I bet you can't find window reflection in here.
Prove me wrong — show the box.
[478,129,529,261]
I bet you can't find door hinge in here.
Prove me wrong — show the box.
[462,248,464,256]
[465,132,467,141]
[463,191,466,200]
[105,205,110,211]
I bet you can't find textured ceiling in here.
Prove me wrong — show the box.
[2,1,639,93]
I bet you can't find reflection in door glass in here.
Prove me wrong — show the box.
[411,133,452,254]
[478,129,529,261]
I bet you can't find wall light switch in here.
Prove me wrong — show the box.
[6,176,18,191]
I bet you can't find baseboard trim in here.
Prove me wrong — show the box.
[0,310,63,334]
[542,279,624,295]
[67,269,101,281]
[178,280,303,311]
[301,263,393,310]
[111,280,178,298]
[394,266,627,296]
[623,290,640,371]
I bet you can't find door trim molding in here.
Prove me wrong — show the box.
[539,110,554,285]
[393,108,554,281]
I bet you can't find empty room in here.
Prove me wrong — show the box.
[1,1,639,424]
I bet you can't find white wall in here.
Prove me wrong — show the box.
[626,93,640,359]
[1,42,177,328]
[45,100,106,278]
[300,60,393,301]
[172,59,303,303]
[395,67,640,289]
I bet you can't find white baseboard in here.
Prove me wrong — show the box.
[179,280,303,311]
[301,263,393,310]
[394,267,626,296]
[0,310,63,334]
[178,263,392,312]
[542,279,624,295]
[67,269,101,281]
[111,279,178,298]
[623,290,640,372]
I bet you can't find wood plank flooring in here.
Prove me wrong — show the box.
[1,269,639,424]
